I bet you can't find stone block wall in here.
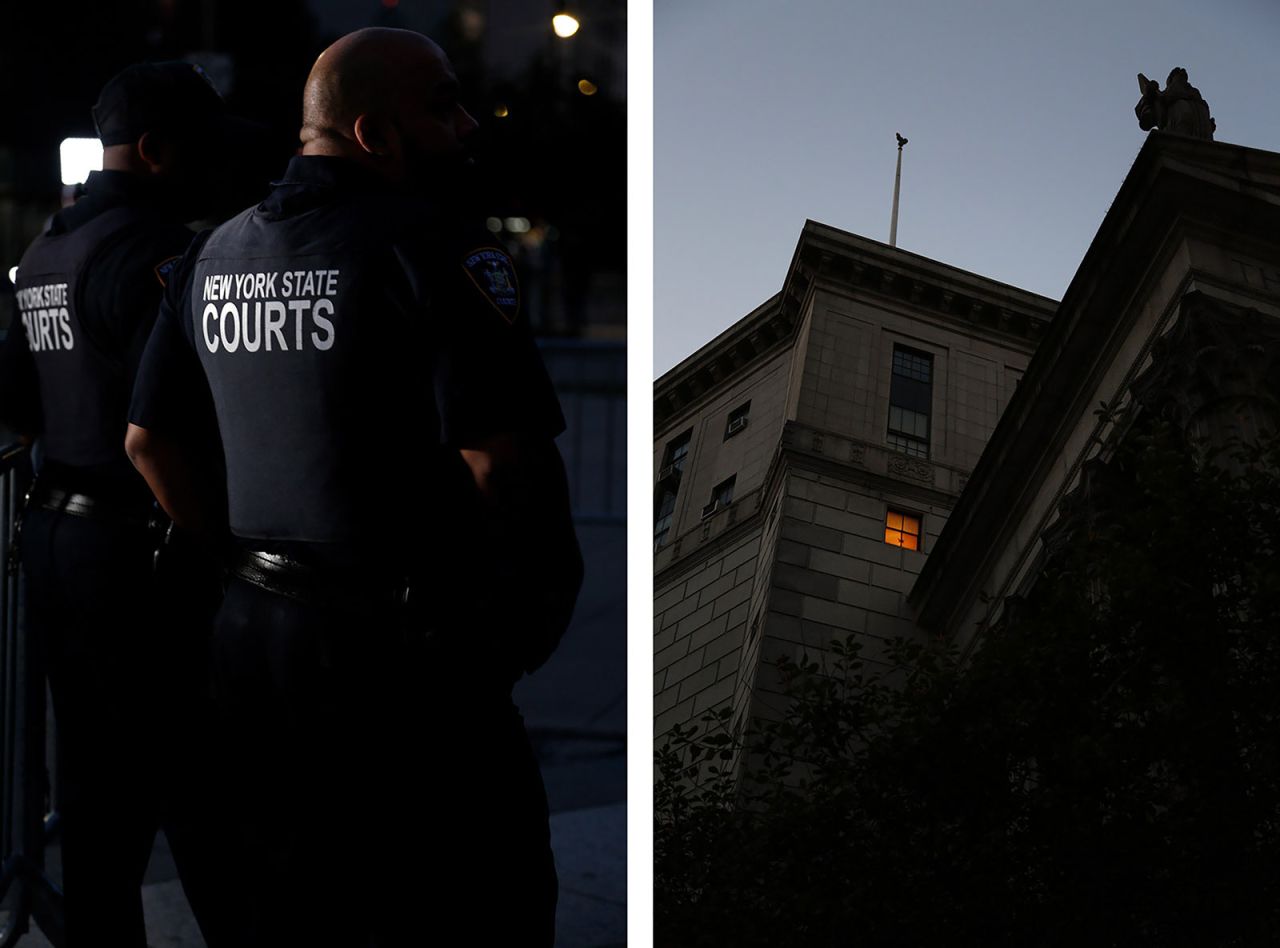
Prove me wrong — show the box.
[793,289,1033,474]
[654,527,761,740]
[742,463,946,723]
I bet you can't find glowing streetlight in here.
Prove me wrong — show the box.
[60,138,102,186]
[552,12,579,38]
[493,104,510,118]
[577,79,598,96]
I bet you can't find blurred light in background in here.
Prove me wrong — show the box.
[60,138,102,186]
[552,13,580,38]
[504,217,531,234]
[458,7,485,41]
[577,79,598,96]
[7,267,17,285]
[486,217,503,233]
[494,104,509,118]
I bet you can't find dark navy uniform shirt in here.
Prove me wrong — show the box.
[0,171,194,502]
[129,155,564,554]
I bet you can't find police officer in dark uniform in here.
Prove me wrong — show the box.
[126,29,583,947]
[0,63,236,946]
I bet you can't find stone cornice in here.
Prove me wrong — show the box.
[795,221,1057,350]
[654,296,790,432]
[776,420,971,504]
[910,134,1280,636]
[652,414,978,584]
[653,485,766,585]
[654,221,1060,433]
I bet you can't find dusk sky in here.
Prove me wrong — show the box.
[654,0,1280,375]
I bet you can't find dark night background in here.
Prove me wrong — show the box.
[0,6,628,941]
[0,0,627,338]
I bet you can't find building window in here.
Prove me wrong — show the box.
[654,489,677,551]
[884,509,921,551]
[724,401,751,440]
[660,430,691,477]
[654,430,692,551]
[703,475,736,519]
[887,345,933,458]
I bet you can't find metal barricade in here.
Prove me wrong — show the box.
[0,444,62,947]
[538,339,626,525]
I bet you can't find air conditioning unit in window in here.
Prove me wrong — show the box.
[657,464,680,484]
[726,416,749,435]
[701,500,721,519]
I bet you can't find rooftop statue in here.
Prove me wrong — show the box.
[1136,67,1216,140]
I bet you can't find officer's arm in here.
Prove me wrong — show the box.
[125,423,214,535]
[126,231,224,539]
[460,431,584,672]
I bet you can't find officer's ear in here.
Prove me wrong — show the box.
[352,114,398,159]
[136,131,171,174]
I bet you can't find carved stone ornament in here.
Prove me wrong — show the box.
[1128,292,1280,458]
[849,442,866,466]
[1038,457,1121,563]
[1134,67,1215,140]
[888,454,934,484]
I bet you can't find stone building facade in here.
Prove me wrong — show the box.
[655,133,1280,757]
[911,134,1280,650]
[654,222,1056,743]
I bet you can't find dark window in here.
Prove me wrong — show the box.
[703,475,736,518]
[887,345,933,458]
[654,430,692,550]
[654,488,677,551]
[661,430,691,475]
[724,401,751,440]
[884,509,922,551]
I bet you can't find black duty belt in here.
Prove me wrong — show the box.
[38,486,156,530]
[229,548,413,610]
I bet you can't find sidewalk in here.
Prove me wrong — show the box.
[517,522,628,946]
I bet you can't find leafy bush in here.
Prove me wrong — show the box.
[656,420,1280,947]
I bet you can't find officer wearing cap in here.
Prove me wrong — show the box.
[126,29,582,946]
[0,62,235,947]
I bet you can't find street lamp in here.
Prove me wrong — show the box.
[552,5,579,38]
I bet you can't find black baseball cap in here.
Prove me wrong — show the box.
[91,61,231,146]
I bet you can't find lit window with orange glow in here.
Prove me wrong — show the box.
[884,510,921,550]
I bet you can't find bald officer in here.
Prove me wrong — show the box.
[0,63,237,947]
[126,29,582,947]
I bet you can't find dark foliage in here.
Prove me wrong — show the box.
[656,419,1280,947]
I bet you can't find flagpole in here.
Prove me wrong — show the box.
[890,132,907,247]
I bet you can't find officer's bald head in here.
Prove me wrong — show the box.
[300,28,478,186]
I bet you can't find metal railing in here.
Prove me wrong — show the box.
[0,444,63,947]
[539,339,626,525]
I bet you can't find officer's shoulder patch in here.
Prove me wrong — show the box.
[154,255,182,288]
[461,247,520,325]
